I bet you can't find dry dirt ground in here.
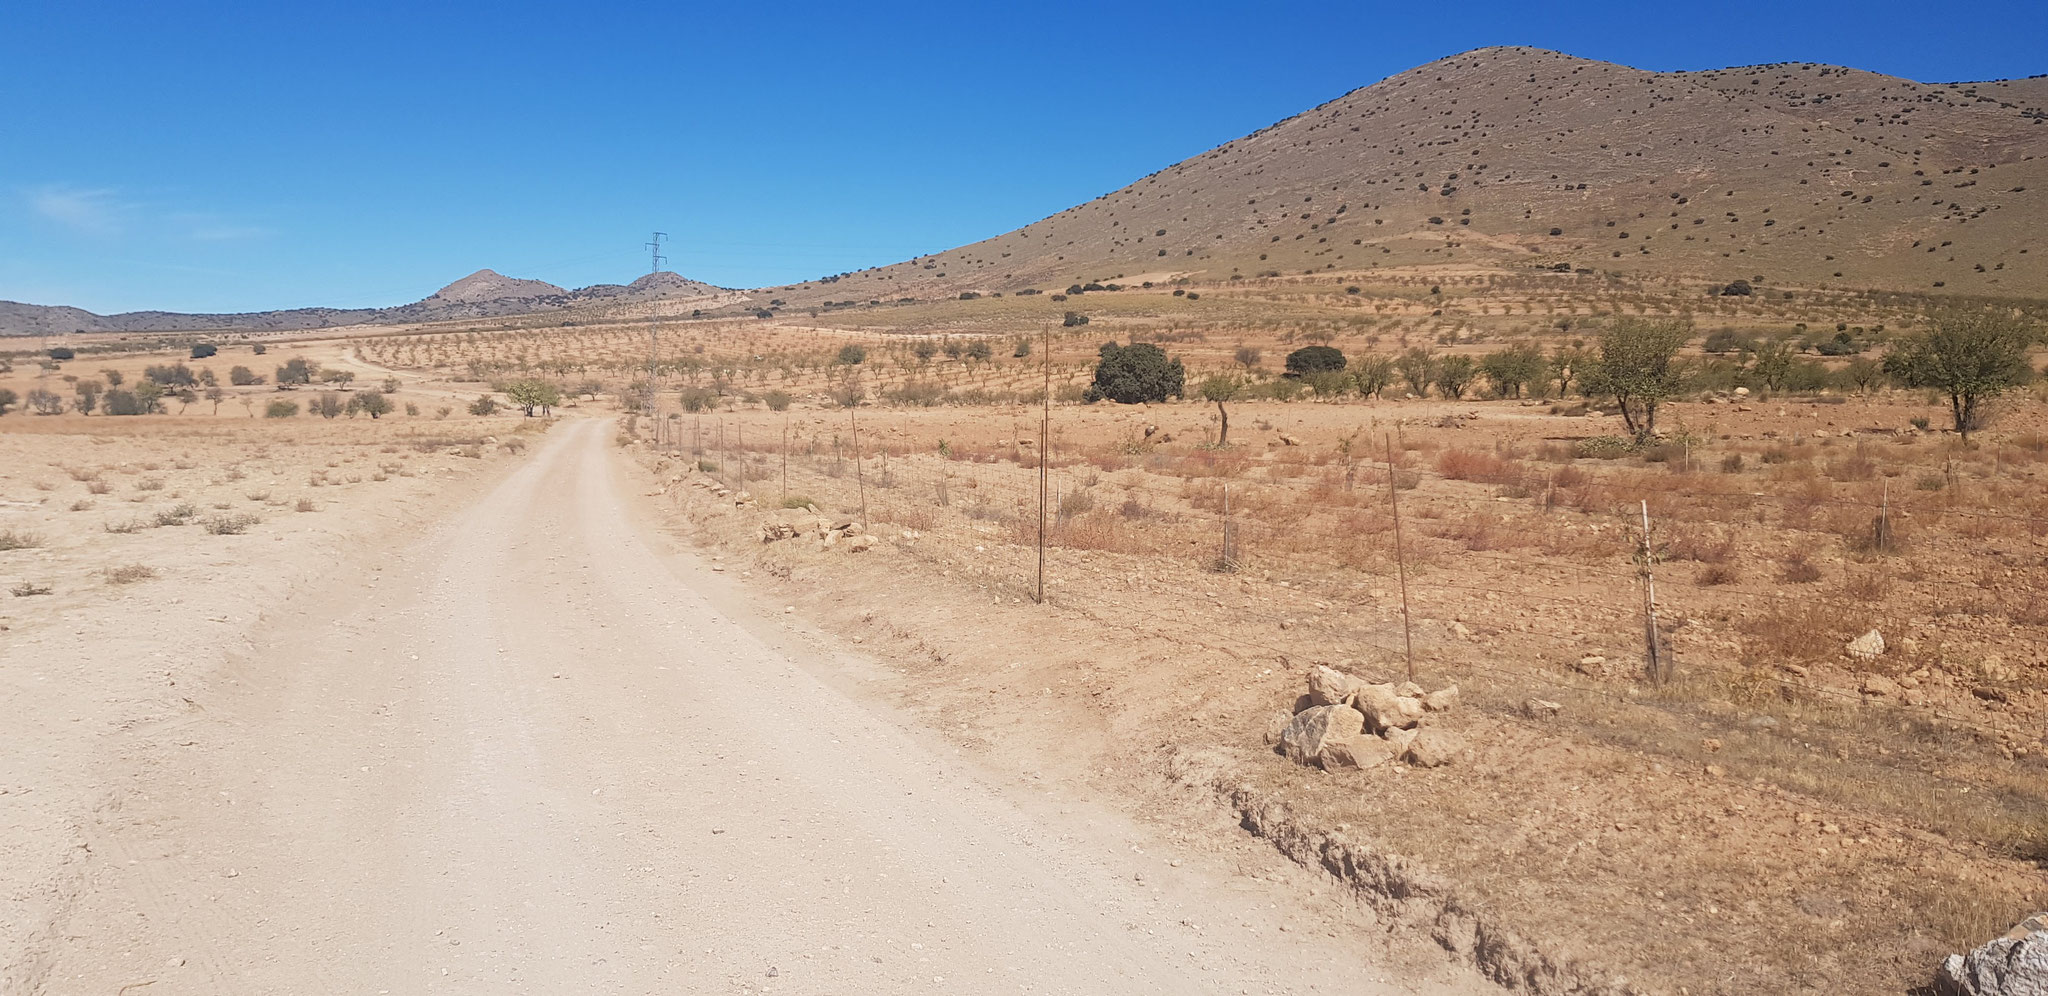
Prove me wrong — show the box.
[626,391,2048,996]
[2,414,1499,995]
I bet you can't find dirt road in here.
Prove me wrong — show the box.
[21,418,1460,995]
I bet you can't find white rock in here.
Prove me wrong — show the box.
[1846,629,1885,659]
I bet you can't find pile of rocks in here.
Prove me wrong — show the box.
[1937,912,2048,995]
[761,515,878,553]
[1267,665,1463,770]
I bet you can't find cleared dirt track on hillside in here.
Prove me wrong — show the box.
[24,418,1467,995]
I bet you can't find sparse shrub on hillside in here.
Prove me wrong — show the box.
[314,393,345,419]
[1083,342,1184,404]
[191,343,218,358]
[1063,312,1090,328]
[26,389,64,415]
[467,395,499,416]
[1234,346,1262,369]
[229,365,261,386]
[0,388,15,416]
[762,389,791,412]
[836,344,867,365]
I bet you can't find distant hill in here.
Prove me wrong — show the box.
[766,47,2048,303]
[0,268,731,336]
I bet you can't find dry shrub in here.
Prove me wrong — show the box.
[1779,554,1824,584]
[104,563,157,584]
[1740,602,1848,664]
[877,506,937,530]
[0,529,43,551]
[1436,448,1508,482]
[1825,455,1877,482]
[1666,526,1735,563]
[1695,563,1740,586]
[1840,572,1889,603]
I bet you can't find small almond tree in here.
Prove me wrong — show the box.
[504,379,561,417]
[1882,309,2038,443]
[1199,375,1240,446]
[1585,318,1692,443]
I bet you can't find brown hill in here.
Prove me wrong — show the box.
[768,47,2047,304]
[0,268,731,336]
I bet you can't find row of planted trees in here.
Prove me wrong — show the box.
[1151,309,2041,445]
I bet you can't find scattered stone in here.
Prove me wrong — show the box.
[1423,685,1461,713]
[1280,705,1366,767]
[1402,730,1463,768]
[1521,698,1563,720]
[848,534,877,553]
[1937,912,2048,996]
[760,522,798,542]
[1396,681,1426,699]
[1861,674,1903,698]
[1847,630,1886,659]
[1264,710,1294,746]
[1381,726,1420,755]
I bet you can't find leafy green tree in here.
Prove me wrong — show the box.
[1199,375,1240,445]
[1478,343,1544,398]
[133,381,165,414]
[1352,355,1396,399]
[229,365,259,385]
[1882,309,2038,442]
[504,380,561,416]
[191,343,218,359]
[1432,355,1478,399]
[1284,345,1346,378]
[348,391,394,419]
[964,339,992,362]
[1397,348,1436,397]
[836,344,868,366]
[1585,319,1692,442]
[1548,345,1589,397]
[1747,337,1797,392]
[1083,341,1184,404]
[276,358,313,386]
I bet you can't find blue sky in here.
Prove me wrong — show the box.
[4,0,2043,314]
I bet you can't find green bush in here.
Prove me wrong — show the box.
[264,400,299,418]
[1082,342,1184,404]
[1284,345,1346,378]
